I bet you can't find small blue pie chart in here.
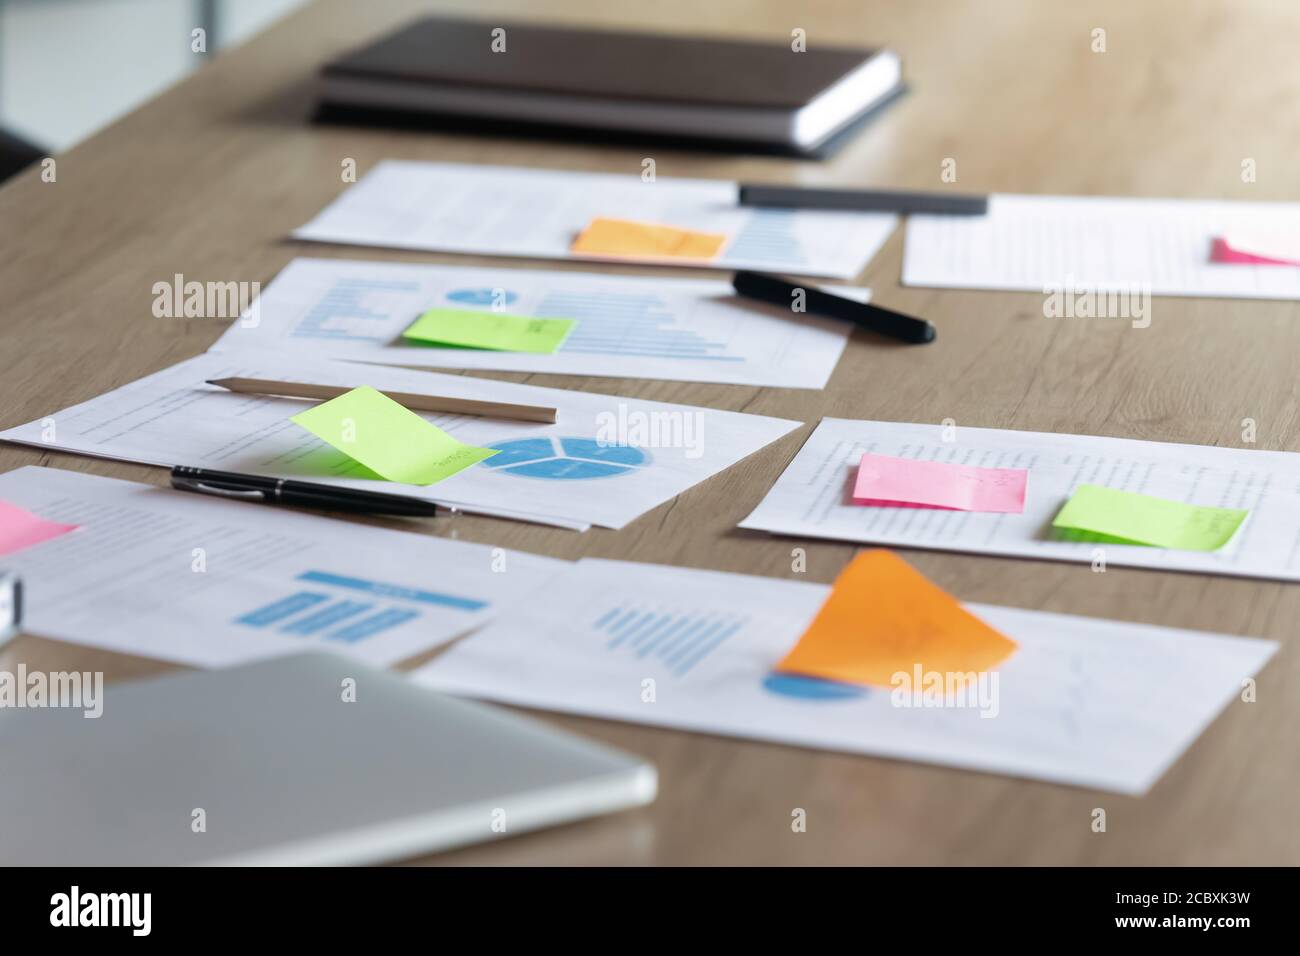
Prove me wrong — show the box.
[480,436,651,480]
[762,673,867,701]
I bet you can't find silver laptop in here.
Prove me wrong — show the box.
[0,652,655,865]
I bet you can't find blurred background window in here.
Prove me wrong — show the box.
[0,0,307,156]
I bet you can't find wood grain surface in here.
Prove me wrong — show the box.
[2,0,1298,865]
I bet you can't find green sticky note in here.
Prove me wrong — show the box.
[1051,484,1248,551]
[402,308,576,354]
[290,386,498,486]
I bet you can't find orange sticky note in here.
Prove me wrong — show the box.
[570,217,727,261]
[776,550,1017,688]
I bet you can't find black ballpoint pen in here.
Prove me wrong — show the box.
[731,271,936,345]
[738,183,988,216]
[169,466,444,517]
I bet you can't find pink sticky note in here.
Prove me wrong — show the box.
[0,499,78,556]
[1211,236,1300,266]
[852,453,1028,514]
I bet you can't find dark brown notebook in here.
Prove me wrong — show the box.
[318,17,903,158]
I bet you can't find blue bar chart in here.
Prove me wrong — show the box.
[594,602,749,677]
[233,570,488,644]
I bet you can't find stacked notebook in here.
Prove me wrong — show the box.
[316,17,905,158]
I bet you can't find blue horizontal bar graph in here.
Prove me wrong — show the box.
[297,571,487,610]
[291,277,423,343]
[235,592,329,628]
[329,608,421,644]
[281,600,373,635]
[233,569,480,644]
[595,604,749,677]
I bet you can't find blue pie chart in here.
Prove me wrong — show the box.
[480,436,651,480]
[762,673,867,701]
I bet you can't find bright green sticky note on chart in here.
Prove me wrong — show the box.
[402,308,576,354]
[1051,484,1248,551]
[291,386,498,486]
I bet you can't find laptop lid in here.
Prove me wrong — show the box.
[0,651,655,865]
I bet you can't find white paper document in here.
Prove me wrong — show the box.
[740,418,1300,581]
[903,193,1300,299]
[414,558,1276,794]
[0,467,565,667]
[215,258,859,389]
[0,352,799,531]
[292,161,898,279]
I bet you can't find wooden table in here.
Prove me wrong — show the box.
[2,0,1297,865]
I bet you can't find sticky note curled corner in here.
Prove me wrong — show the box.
[852,453,1028,513]
[775,550,1017,689]
[570,217,727,261]
[1211,235,1300,267]
[291,386,497,486]
[0,499,79,556]
[402,308,576,354]
[1051,484,1247,551]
